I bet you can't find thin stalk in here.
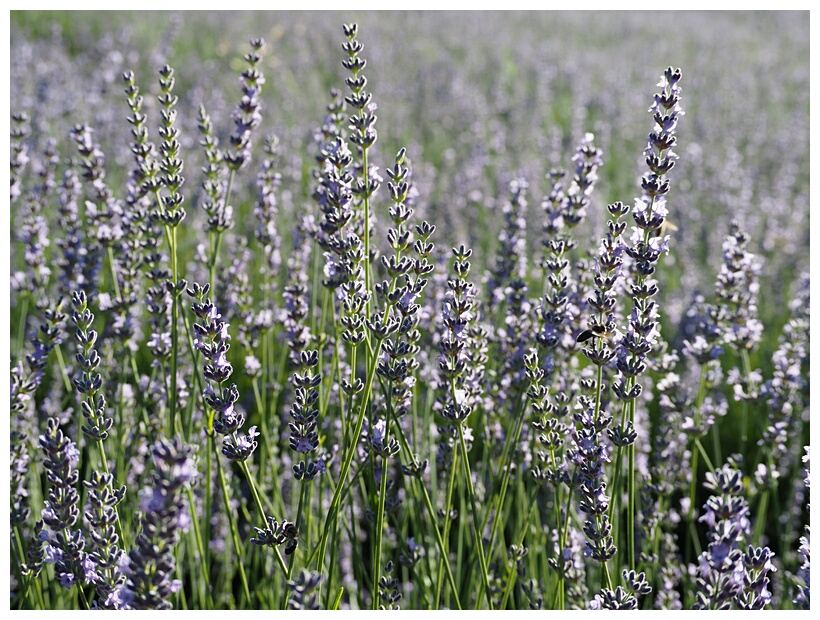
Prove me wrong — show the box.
[12,526,40,609]
[76,576,90,609]
[627,399,636,569]
[106,246,122,300]
[434,439,460,608]
[602,560,614,590]
[387,407,461,609]
[685,365,710,564]
[607,406,626,526]
[740,351,750,456]
[554,465,578,609]
[752,489,769,547]
[371,454,389,609]
[183,485,214,608]
[332,588,345,609]
[207,232,223,293]
[324,510,341,609]
[315,341,381,574]
[214,449,251,605]
[16,292,30,353]
[53,344,74,395]
[711,422,723,470]
[289,482,310,580]
[204,428,213,582]
[481,384,527,543]
[238,459,288,576]
[457,425,494,609]
[498,487,538,609]
[167,225,180,436]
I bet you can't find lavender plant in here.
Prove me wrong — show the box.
[9,13,809,612]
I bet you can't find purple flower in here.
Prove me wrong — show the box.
[43,541,63,564]
[106,585,131,610]
[81,555,102,584]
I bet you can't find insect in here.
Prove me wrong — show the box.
[283,522,301,556]
[651,219,678,237]
[576,323,610,344]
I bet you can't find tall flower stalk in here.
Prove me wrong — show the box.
[70,290,127,606]
[154,64,186,436]
[612,67,684,570]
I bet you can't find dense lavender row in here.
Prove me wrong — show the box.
[9,13,809,610]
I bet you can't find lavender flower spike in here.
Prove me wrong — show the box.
[115,436,197,609]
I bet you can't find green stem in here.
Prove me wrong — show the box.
[482,384,528,555]
[12,526,39,609]
[498,487,538,609]
[214,449,252,605]
[204,428,213,583]
[208,231,223,293]
[106,246,122,300]
[53,344,74,395]
[184,485,214,608]
[332,587,345,610]
[752,489,769,547]
[315,341,381,574]
[387,409,461,609]
[238,459,288,576]
[289,482,309,580]
[165,224,179,437]
[16,292,30,353]
[685,364,709,565]
[602,560,614,590]
[627,400,636,570]
[457,425,494,609]
[371,454,389,609]
[434,437,460,609]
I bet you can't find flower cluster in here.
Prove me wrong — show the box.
[29,419,85,588]
[71,290,115,440]
[568,405,615,563]
[225,38,266,171]
[11,299,65,422]
[794,447,810,609]
[82,469,126,607]
[196,103,230,233]
[254,136,283,281]
[438,245,478,425]
[16,140,56,297]
[10,111,30,202]
[616,67,684,383]
[377,560,402,609]
[288,349,323,480]
[282,218,315,366]
[375,148,433,421]
[7,14,812,612]
[250,516,299,557]
[715,221,763,353]
[287,569,324,610]
[116,436,197,609]
[122,69,161,207]
[189,282,258,461]
[693,463,750,609]
[54,167,86,294]
[155,64,186,228]
[487,177,528,305]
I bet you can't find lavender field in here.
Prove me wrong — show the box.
[8,11,810,610]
